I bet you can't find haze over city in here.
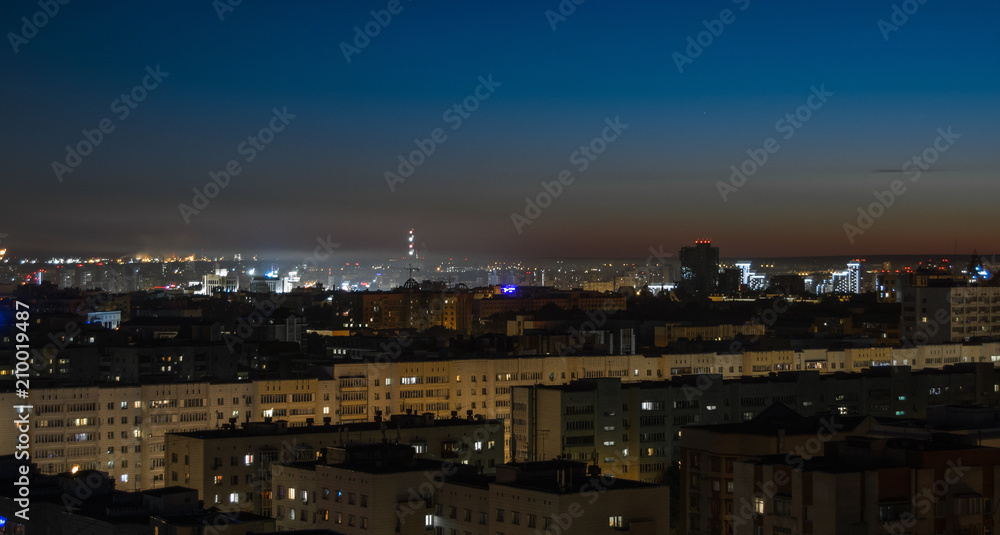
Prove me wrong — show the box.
[2,0,998,259]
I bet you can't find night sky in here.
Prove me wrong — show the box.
[2,0,998,260]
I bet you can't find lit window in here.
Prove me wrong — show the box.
[244,454,253,466]
[474,441,482,451]
[230,492,239,504]
[424,514,433,527]
[754,496,765,514]
[289,488,296,500]
[609,516,622,528]
[121,474,128,483]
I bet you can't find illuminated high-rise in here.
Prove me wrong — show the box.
[847,261,861,294]
[735,261,752,285]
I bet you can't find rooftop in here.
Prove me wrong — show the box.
[169,415,500,440]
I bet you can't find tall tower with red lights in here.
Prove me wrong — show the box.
[407,228,417,259]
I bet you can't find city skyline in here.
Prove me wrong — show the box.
[2,1,998,258]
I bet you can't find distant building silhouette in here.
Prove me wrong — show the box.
[679,240,719,296]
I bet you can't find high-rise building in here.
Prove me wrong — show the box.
[901,284,1000,343]
[847,261,861,293]
[735,261,752,286]
[679,240,720,297]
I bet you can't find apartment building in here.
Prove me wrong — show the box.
[653,322,766,347]
[0,459,274,535]
[511,377,730,484]
[901,284,1000,343]
[6,343,1000,489]
[1,378,336,487]
[733,436,1000,535]
[512,364,1000,486]
[270,443,668,535]
[164,414,504,516]
[679,405,875,535]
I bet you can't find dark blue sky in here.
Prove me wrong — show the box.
[2,0,998,260]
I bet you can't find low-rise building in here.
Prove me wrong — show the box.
[270,443,668,535]
[733,435,1000,535]
[0,457,274,535]
[679,404,875,535]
